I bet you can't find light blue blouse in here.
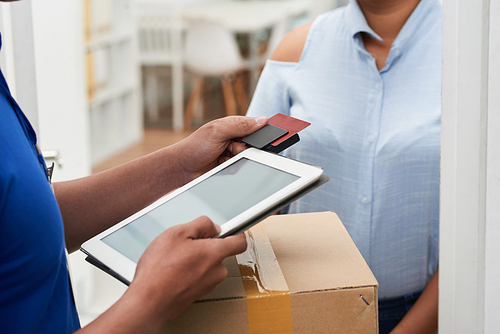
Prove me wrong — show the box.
[247,0,442,299]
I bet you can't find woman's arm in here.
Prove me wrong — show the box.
[56,116,267,252]
[390,269,439,334]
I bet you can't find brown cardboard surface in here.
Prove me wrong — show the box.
[290,287,377,333]
[163,211,378,333]
[264,212,378,292]
[163,297,249,332]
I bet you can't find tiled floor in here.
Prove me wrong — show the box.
[92,128,193,174]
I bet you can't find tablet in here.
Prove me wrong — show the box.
[80,148,324,284]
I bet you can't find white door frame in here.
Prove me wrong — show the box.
[440,0,500,332]
[0,0,39,130]
[484,0,500,331]
[31,0,91,181]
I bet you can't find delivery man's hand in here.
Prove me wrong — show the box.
[171,116,268,185]
[77,216,247,334]
[57,116,266,252]
[132,216,247,321]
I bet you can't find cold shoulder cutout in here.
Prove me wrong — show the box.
[270,22,312,63]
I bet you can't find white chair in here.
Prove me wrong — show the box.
[183,22,249,130]
[134,0,184,130]
[260,17,290,64]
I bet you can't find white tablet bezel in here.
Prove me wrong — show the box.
[81,148,322,283]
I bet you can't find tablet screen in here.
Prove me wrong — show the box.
[102,158,299,263]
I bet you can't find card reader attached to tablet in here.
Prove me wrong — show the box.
[242,113,311,153]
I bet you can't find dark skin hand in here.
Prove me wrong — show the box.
[54,116,267,252]
[77,217,248,333]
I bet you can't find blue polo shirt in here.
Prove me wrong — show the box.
[0,35,80,333]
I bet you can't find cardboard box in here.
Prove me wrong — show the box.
[163,211,378,333]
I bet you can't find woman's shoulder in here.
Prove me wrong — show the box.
[270,22,313,63]
[270,8,347,63]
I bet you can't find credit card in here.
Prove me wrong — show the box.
[267,113,311,146]
[242,114,311,153]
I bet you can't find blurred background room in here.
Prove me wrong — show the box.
[0,0,345,325]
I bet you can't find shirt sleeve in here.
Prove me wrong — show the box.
[246,59,298,118]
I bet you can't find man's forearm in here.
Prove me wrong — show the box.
[55,145,185,252]
[56,116,266,252]
[390,269,439,334]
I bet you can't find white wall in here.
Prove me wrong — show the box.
[31,0,91,182]
[440,0,500,332]
[484,0,500,331]
[0,1,39,130]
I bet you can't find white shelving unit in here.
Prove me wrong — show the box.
[84,0,142,166]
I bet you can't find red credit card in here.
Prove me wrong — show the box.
[268,113,311,146]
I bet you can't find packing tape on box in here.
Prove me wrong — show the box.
[236,224,293,334]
